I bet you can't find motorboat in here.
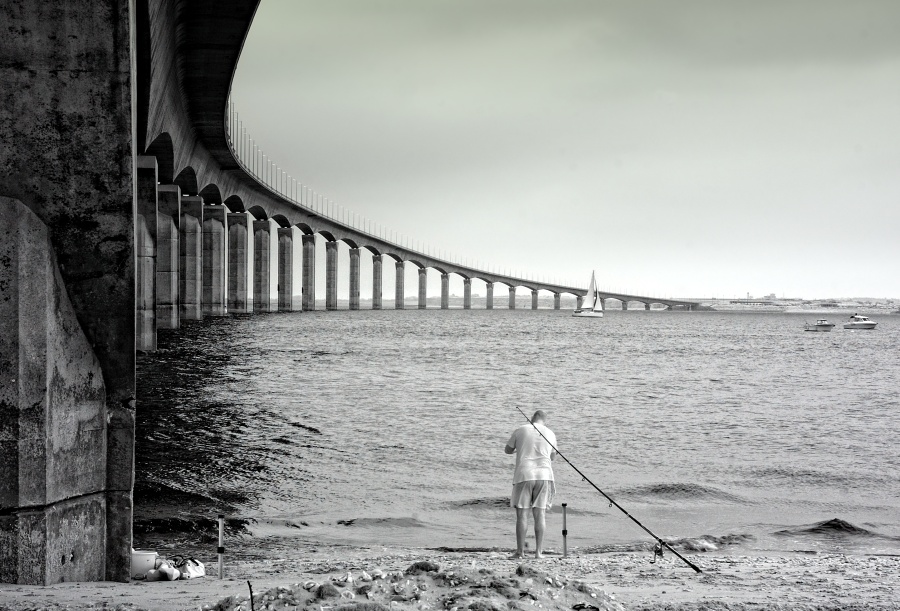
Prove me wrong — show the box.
[843,313,877,330]
[804,319,835,332]
[573,270,603,318]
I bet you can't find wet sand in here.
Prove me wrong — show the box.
[1,545,898,610]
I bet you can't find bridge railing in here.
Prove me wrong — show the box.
[225,98,586,290]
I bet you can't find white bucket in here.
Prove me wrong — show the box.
[131,549,158,578]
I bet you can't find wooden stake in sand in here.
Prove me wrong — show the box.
[514,406,703,573]
[218,515,225,578]
[562,503,568,558]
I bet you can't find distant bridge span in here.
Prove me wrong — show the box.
[0,0,699,586]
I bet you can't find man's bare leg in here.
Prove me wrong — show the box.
[532,507,546,558]
[514,508,529,557]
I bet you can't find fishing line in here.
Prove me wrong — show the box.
[514,406,703,573]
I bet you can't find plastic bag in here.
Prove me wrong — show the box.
[171,555,205,579]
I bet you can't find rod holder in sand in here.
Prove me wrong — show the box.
[562,503,568,558]
[217,514,225,579]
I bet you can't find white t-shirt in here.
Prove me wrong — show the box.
[507,423,557,484]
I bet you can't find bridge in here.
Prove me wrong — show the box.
[0,0,698,585]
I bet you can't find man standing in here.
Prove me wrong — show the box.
[505,410,557,559]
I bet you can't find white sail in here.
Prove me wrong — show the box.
[590,272,603,312]
[573,270,604,317]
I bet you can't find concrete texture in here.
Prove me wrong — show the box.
[135,158,158,351]
[395,260,405,309]
[227,213,252,313]
[418,267,427,309]
[486,282,494,310]
[464,278,472,310]
[180,198,204,320]
[202,206,228,316]
[532,289,539,310]
[348,248,360,311]
[156,186,181,328]
[253,220,274,312]
[509,286,516,309]
[372,255,383,310]
[325,241,338,311]
[0,0,135,582]
[301,234,315,311]
[441,273,449,310]
[277,228,294,311]
[0,200,108,584]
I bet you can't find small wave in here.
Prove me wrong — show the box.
[134,516,253,537]
[615,482,746,503]
[290,422,322,434]
[336,517,428,528]
[581,533,754,554]
[774,518,898,539]
[450,497,509,510]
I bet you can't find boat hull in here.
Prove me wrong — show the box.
[805,325,834,332]
[843,322,877,329]
[572,310,603,318]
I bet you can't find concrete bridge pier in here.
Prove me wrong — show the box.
[441,273,450,309]
[372,254,383,310]
[554,293,560,310]
[325,240,338,311]
[395,260,405,309]
[301,234,316,311]
[227,212,252,313]
[180,197,204,320]
[531,289,539,310]
[418,267,427,309]
[463,278,472,309]
[135,157,158,351]
[156,186,181,328]
[201,206,228,316]
[277,228,294,311]
[644,302,651,311]
[486,282,494,309]
[349,247,361,310]
[509,286,516,309]
[600,298,606,310]
[622,301,629,311]
[253,220,275,312]
[576,295,584,310]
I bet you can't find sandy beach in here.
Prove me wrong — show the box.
[1,545,897,611]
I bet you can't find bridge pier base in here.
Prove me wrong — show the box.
[227,213,252,313]
[253,220,275,312]
[441,273,450,309]
[418,267,427,309]
[621,301,628,311]
[486,282,494,309]
[554,293,560,310]
[531,289,539,310]
[326,241,338,310]
[372,254,382,310]
[395,260,405,309]
[136,157,158,351]
[644,302,651,311]
[576,296,584,310]
[509,286,516,309]
[349,247,360,310]
[277,228,295,311]
[301,234,316,311]
[156,186,181,329]
[180,197,204,320]
[202,206,227,316]
[463,278,472,309]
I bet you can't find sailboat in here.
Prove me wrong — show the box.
[572,271,604,318]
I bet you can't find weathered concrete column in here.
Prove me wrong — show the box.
[253,220,275,312]
[301,234,316,311]
[418,267,428,309]
[180,197,204,320]
[1,200,108,585]
[554,293,561,310]
[600,298,606,310]
[509,286,516,309]
[156,186,181,329]
[644,302,651,311]
[325,240,338,311]
[227,212,252,313]
[576,295,584,310]
[395,260,405,309]
[532,289,539,310]
[135,157,158,351]
[463,278,472,309]
[349,247,361,310]
[622,301,629,310]
[278,228,295,311]
[372,254,383,310]
[202,205,228,316]
[486,282,494,309]
[1,1,135,583]
[441,273,450,309]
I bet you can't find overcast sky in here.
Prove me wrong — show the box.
[232,0,900,300]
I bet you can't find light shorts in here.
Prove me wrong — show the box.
[511,479,556,510]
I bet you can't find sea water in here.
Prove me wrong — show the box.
[135,309,900,556]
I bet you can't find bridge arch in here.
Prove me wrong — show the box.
[271,214,291,228]
[199,183,222,204]
[144,132,175,184]
[223,194,244,212]
[173,166,198,196]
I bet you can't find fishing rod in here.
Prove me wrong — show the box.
[514,406,703,573]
